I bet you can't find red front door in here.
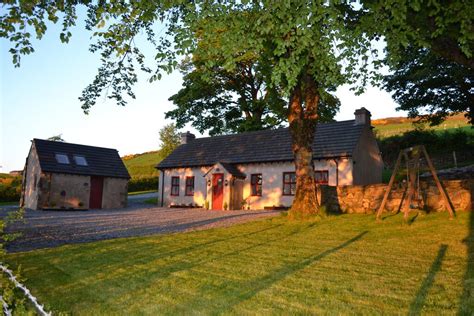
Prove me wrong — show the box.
[89,176,104,209]
[212,173,224,210]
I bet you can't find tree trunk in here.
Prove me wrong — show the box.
[288,74,320,219]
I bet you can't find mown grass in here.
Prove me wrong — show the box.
[6,211,474,315]
[144,197,158,205]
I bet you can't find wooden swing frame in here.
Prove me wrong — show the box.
[376,145,455,221]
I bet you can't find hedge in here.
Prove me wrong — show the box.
[0,177,21,202]
[128,177,158,193]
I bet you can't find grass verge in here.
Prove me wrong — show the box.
[0,201,19,206]
[5,211,474,314]
[128,190,157,196]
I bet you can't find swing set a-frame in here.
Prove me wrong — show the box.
[375,145,455,221]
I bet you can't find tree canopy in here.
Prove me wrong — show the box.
[384,47,473,125]
[167,59,340,136]
[158,123,181,159]
[361,1,473,69]
[47,134,65,142]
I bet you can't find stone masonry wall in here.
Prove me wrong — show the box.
[319,179,473,214]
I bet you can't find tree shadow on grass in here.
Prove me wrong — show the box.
[55,221,319,295]
[409,244,447,315]
[459,210,474,315]
[181,230,369,312]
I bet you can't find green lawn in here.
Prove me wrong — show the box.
[6,211,474,314]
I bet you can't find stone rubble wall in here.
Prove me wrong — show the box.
[319,179,473,214]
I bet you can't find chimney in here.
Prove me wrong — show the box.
[180,131,195,144]
[354,107,371,125]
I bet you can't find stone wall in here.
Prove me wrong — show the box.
[102,177,128,209]
[320,179,473,214]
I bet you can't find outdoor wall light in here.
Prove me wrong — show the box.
[224,180,228,186]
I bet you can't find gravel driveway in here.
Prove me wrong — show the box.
[3,196,280,253]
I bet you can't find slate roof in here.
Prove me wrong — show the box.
[157,120,365,169]
[219,162,247,179]
[32,139,130,179]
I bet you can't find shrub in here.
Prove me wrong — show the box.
[0,176,21,202]
[128,177,158,193]
[378,129,474,167]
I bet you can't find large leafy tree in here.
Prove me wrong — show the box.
[1,1,378,218]
[167,58,287,135]
[361,1,473,69]
[167,59,340,135]
[384,47,474,125]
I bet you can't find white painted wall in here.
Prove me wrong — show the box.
[162,159,354,210]
[162,167,209,207]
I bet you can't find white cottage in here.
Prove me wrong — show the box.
[156,108,383,210]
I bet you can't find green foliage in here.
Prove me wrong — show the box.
[378,128,474,167]
[5,212,474,314]
[1,207,26,313]
[0,1,378,110]
[159,124,180,159]
[0,175,21,202]
[167,57,340,135]
[128,177,158,193]
[167,58,287,135]
[383,47,474,125]
[361,1,473,69]
[47,134,65,142]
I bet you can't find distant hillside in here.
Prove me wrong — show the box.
[122,150,163,179]
[373,113,470,138]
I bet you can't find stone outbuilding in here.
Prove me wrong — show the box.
[157,107,384,210]
[21,139,130,210]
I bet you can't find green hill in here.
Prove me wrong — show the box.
[122,151,163,179]
[373,113,470,138]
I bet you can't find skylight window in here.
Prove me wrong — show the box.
[74,155,88,166]
[55,153,70,164]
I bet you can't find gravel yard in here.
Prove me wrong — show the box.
[3,199,280,253]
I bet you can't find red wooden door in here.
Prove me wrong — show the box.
[212,173,224,210]
[89,176,104,209]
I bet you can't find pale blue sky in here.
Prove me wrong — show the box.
[0,9,404,173]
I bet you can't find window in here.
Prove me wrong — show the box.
[55,153,70,164]
[315,170,329,184]
[251,174,262,196]
[73,155,88,166]
[283,172,296,195]
[171,177,180,196]
[185,176,194,196]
